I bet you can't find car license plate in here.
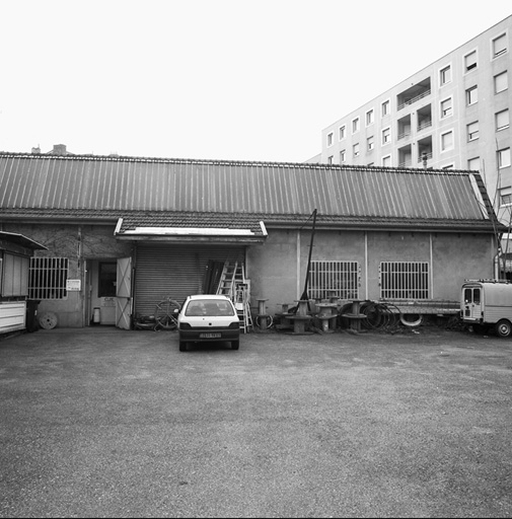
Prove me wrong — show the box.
[200,332,221,339]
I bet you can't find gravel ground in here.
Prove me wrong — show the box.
[0,324,511,518]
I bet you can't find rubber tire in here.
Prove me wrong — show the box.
[495,319,512,338]
[231,340,240,350]
[179,341,187,352]
[400,313,423,328]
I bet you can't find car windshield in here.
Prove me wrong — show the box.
[185,299,235,316]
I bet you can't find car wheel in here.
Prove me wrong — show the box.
[495,319,512,338]
[231,340,240,350]
[179,341,187,352]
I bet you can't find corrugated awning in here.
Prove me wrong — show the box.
[0,231,48,250]
[114,212,268,244]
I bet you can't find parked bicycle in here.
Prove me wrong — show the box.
[154,297,181,330]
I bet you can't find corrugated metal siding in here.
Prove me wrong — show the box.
[134,244,244,316]
[0,153,491,222]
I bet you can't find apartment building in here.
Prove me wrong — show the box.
[320,15,512,224]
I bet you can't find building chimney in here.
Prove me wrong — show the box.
[52,144,67,155]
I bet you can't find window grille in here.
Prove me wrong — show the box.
[29,257,69,299]
[379,261,429,300]
[309,261,360,300]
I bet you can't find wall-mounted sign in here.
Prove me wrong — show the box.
[66,279,81,291]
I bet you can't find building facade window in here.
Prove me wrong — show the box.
[99,262,116,297]
[494,71,508,93]
[382,127,391,145]
[29,257,69,300]
[327,132,334,146]
[327,155,333,164]
[382,155,391,167]
[309,260,360,300]
[381,100,390,117]
[464,50,477,72]
[440,97,453,118]
[466,85,478,105]
[467,121,479,142]
[498,147,511,168]
[468,157,480,171]
[499,187,512,206]
[441,130,454,151]
[440,65,451,85]
[496,109,510,132]
[367,136,374,151]
[492,33,507,58]
[340,149,346,163]
[379,261,429,300]
[339,125,346,140]
[352,117,360,134]
[366,109,374,126]
[353,143,360,157]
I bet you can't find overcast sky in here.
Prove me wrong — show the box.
[1,1,511,163]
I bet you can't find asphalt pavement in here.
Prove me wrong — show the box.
[1,324,511,518]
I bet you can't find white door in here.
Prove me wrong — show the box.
[116,257,132,330]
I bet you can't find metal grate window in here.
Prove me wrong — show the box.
[379,261,429,300]
[309,261,360,300]
[29,257,69,300]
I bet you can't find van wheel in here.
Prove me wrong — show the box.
[495,320,512,338]
[179,341,187,352]
[231,340,240,350]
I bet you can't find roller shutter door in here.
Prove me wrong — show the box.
[134,244,244,316]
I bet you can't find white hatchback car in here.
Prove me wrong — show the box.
[177,294,240,351]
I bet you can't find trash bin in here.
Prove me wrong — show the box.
[26,300,41,333]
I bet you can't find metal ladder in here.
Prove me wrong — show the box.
[216,259,253,333]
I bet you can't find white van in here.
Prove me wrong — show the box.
[461,280,512,337]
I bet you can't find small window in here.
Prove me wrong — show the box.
[440,98,452,118]
[496,109,510,132]
[352,117,360,134]
[309,260,360,300]
[380,261,429,300]
[366,109,374,126]
[466,85,478,105]
[327,132,334,147]
[327,155,333,164]
[382,127,391,145]
[500,187,512,206]
[99,262,117,297]
[440,65,451,85]
[494,71,508,93]
[492,33,507,58]
[442,164,454,170]
[339,125,346,140]
[468,157,480,171]
[340,149,346,163]
[498,148,511,168]
[381,100,390,117]
[467,121,479,142]
[441,130,454,151]
[29,257,69,300]
[464,50,477,72]
[382,155,391,167]
[367,136,374,151]
[353,143,360,157]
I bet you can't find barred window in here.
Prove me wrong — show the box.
[309,261,360,300]
[379,261,429,300]
[29,257,69,299]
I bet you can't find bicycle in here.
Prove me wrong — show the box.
[154,297,182,330]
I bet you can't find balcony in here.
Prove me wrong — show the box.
[418,120,432,132]
[397,78,431,111]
